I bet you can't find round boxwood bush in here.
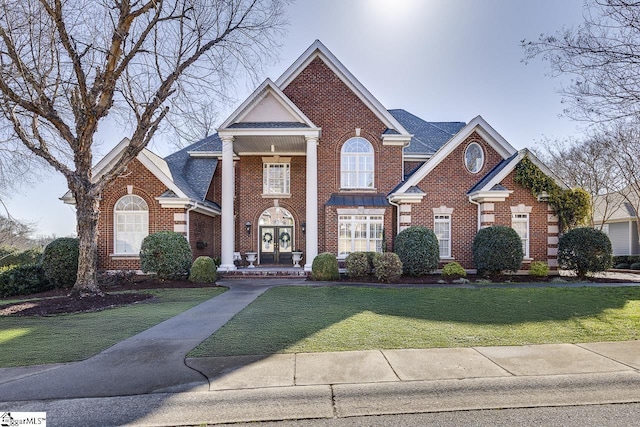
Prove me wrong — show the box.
[472,226,523,276]
[311,252,339,281]
[529,261,550,278]
[189,256,218,283]
[373,252,403,283]
[41,237,79,289]
[631,262,640,270]
[345,252,370,279]
[393,226,439,276]
[140,231,193,280]
[441,261,466,281]
[558,227,612,278]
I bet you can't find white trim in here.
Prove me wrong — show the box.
[336,208,386,215]
[218,127,322,139]
[219,78,318,129]
[393,116,517,195]
[275,40,410,136]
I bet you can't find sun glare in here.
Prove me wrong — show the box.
[368,0,425,20]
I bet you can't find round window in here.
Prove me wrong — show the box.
[464,142,484,173]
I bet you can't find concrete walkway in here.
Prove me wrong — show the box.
[0,278,639,426]
[0,278,303,400]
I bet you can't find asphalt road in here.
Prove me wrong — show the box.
[218,403,640,427]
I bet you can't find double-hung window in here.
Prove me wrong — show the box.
[512,213,530,258]
[114,195,148,255]
[434,214,451,258]
[341,137,374,189]
[338,215,383,256]
[263,162,290,195]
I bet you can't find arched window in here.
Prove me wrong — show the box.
[341,137,374,189]
[114,195,149,255]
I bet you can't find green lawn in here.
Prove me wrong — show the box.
[0,287,225,367]
[190,286,640,357]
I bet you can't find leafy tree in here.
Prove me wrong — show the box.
[0,0,289,296]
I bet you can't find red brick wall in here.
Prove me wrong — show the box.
[409,135,551,269]
[281,56,404,254]
[234,156,307,255]
[98,159,181,270]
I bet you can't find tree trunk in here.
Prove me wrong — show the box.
[71,189,103,297]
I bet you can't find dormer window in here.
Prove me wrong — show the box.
[341,137,374,189]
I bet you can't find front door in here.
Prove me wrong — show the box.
[260,226,293,265]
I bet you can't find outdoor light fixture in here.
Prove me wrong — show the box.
[301,222,306,234]
[245,221,252,235]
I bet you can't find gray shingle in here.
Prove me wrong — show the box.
[388,109,465,155]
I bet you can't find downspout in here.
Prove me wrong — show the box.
[388,196,401,236]
[186,202,199,245]
[468,196,481,231]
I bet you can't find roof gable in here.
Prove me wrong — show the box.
[275,40,410,138]
[468,148,568,196]
[219,78,316,129]
[392,116,518,196]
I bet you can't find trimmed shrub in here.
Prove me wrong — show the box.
[558,227,612,278]
[0,264,51,297]
[472,226,523,276]
[393,226,439,276]
[41,237,79,289]
[529,261,550,278]
[345,252,370,279]
[140,231,193,280]
[373,252,403,283]
[0,247,43,268]
[615,263,630,269]
[631,262,640,270]
[311,252,339,281]
[189,256,218,283]
[441,262,466,281]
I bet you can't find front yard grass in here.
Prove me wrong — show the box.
[190,286,640,357]
[0,287,225,367]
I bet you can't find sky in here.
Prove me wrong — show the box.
[5,0,588,238]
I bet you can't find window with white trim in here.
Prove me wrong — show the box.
[434,214,452,258]
[341,137,374,189]
[338,215,383,256]
[512,213,529,258]
[114,195,148,255]
[263,162,290,195]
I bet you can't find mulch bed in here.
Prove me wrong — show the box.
[0,279,219,317]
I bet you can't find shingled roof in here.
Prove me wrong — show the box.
[389,109,465,156]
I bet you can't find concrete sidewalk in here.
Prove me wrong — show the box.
[186,341,640,391]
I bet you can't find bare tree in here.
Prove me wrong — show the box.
[532,135,623,228]
[0,0,289,296]
[522,0,640,123]
[597,123,640,236]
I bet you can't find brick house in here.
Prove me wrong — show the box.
[68,40,563,272]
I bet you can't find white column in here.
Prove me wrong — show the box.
[219,136,236,271]
[305,136,319,271]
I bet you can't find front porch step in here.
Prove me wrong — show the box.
[220,267,309,278]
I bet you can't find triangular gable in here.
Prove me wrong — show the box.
[219,78,316,129]
[275,40,411,140]
[61,138,187,203]
[392,116,517,197]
